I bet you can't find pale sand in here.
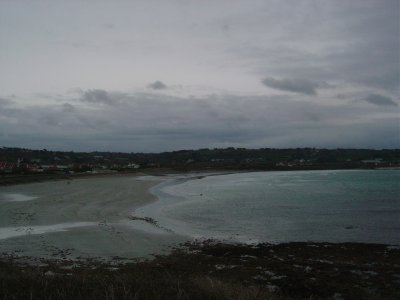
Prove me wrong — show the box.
[0,175,187,260]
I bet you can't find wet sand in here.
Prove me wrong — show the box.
[1,173,399,299]
[0,175,187,260]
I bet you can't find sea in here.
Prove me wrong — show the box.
[137,169,400,245]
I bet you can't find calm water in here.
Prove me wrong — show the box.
[139,170,400,244]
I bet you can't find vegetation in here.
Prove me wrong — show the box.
[1,241,399,300]
[1,146,399,173]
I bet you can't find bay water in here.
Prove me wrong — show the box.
[139,170,400,244]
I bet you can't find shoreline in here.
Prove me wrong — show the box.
[134,169,400,246]
[1,171,399,298]
[1,169,399,259]
[0,174,188,260]
[0,166,388,187]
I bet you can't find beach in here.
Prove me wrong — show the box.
[1,171,399,299]
[0,174,187,260]
[1,169,399,260]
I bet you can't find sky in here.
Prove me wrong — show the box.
[0,0,399,152]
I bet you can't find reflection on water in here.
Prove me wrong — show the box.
[140,170,400,244]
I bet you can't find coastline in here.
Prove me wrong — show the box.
[1,171,400,299]
[135,169,400,246]
[2,169,398,259]
[0,174,187,260]
[0,170,154,187]
[0,166,387,187]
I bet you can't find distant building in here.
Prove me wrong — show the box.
[41,164,70,171]
[127,163,140,169]
[361,158,383,165]
[0,161,15,173]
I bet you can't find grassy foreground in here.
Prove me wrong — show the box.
[0,241,399,300]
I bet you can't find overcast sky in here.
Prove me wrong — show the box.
[0,0,399,152]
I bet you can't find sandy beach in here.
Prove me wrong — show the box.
[1,172,399,299]
[0,174,187,260]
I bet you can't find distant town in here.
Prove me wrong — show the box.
[1,146,399,175]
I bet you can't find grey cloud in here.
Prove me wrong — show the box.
[261,77,326,95]
[361,71,400,91]
[231,1,399,95]
[1,90,398,152]
[0,97,14,107]
[303,112,321,122]
[61,103,76,112]
[363,94,398,107]
[148,81,167,90]
[81,89,112,104]
[79,89,125,105]
[0,98,17,119]
[0,1,397,152]
[102,23,115,30]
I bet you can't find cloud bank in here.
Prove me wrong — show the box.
[0,0,398,151]
[363,94,398,107]
[0,89,398,152]
[148,81,168,90]
[261,77,328,95]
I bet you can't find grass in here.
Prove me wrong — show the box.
[1,241,399,300]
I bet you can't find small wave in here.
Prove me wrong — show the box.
[0,222,96,240]
[0,193,38,202]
